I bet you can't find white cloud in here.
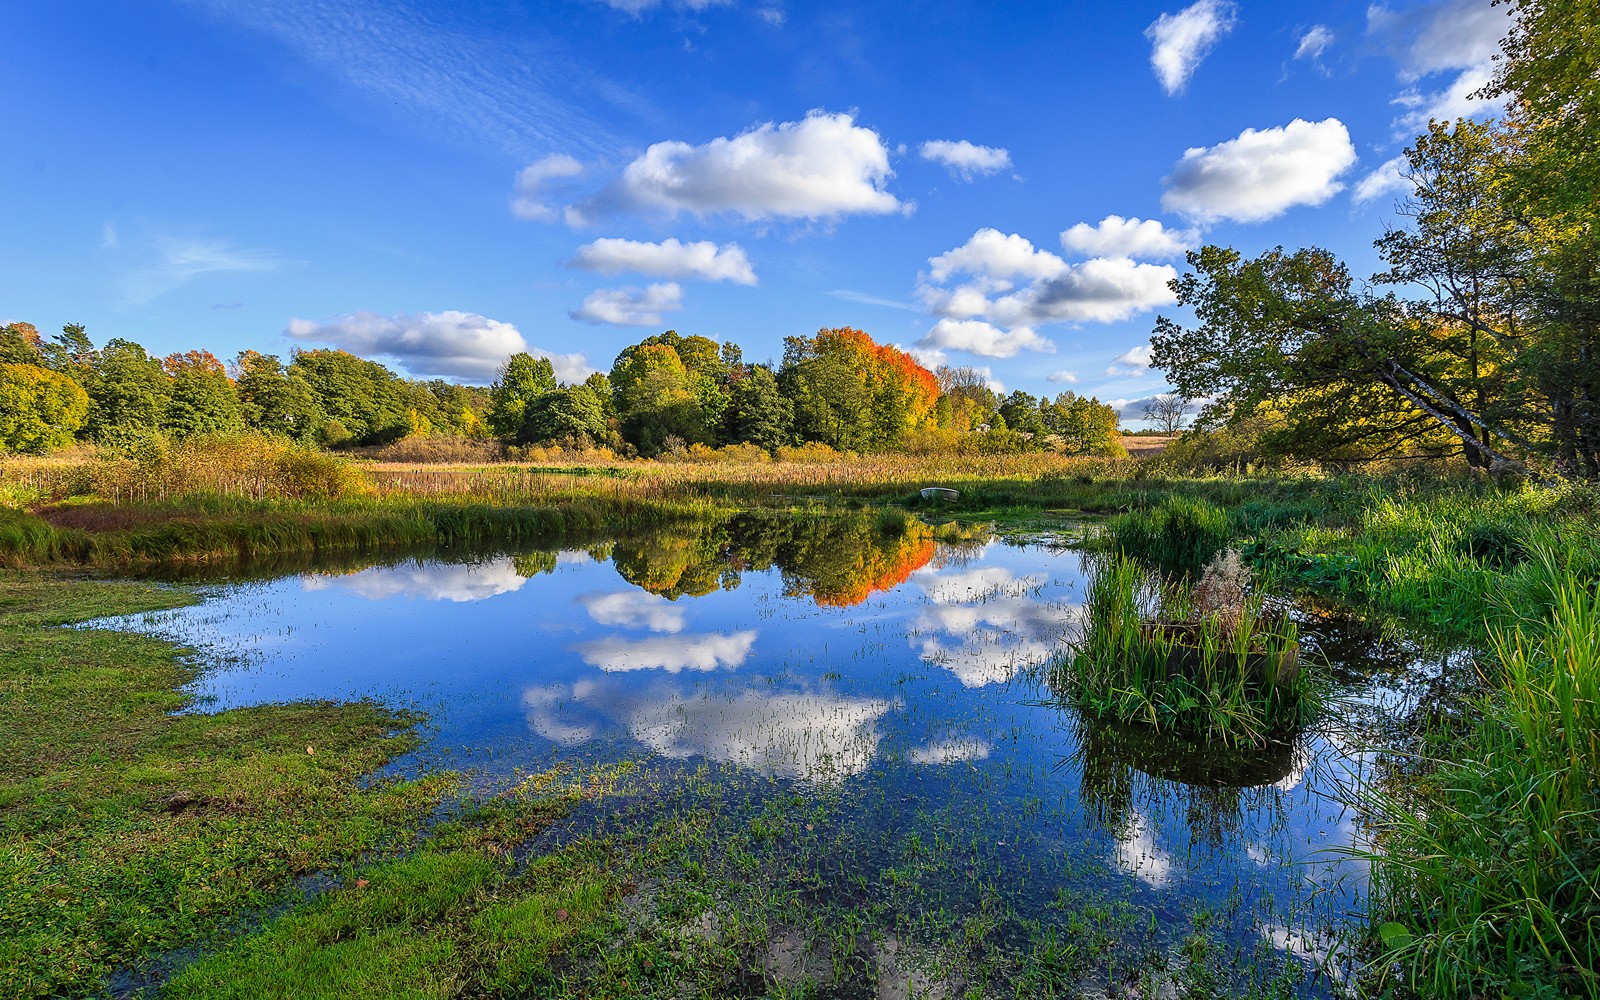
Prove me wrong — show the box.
[1145,0,1238,95]
[569,282,683,326]
[1047,370,1079,384]
[570,237,756,285]
[1105,344,1153,377]
[512,154,584,221]
[909,739,991,765]
[928,228,1065,283]
[284,309,589,383]
[1369,0,1512,130]
[1295,24,1334,62]
[629,690,892,782]
[574,111,901,223]
[918,319,1052,360]
[1114,810,1175,887]
[1059,216,1196,260]
[1161,118,1358,223]
[915,229,1177,358]
[119,234,294,306]
[573,630,757,672]
[599,0,731,13]
[576,591,686,633]
[1352,155,1410,204]
[919,139,1012,180]
[305,558,528,603]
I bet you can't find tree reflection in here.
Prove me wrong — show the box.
[602,511,946,608]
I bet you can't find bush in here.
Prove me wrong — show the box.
[775,442,846,464]
[355,435,503,465]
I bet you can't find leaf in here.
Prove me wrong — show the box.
[1377,921,1413,950]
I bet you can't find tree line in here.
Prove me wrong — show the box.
[0,322,1123,458]
[1152,0,1599,479]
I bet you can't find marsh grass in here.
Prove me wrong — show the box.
[1103,494,1234,575]
[1357,551,1600,999]
[0,575,453,997]
[1058,553,1309,748]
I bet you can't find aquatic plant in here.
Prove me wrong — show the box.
[1057,551,1309,748]
[1103,493,1234,575]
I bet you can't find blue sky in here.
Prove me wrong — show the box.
[1,0,1508,415]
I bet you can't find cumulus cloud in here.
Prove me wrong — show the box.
[569,282,683,326]
[1161,118,1357,223]
[914,229,1177,358]
[1146,0,1237,95]
[511,154,584,221]
[1352,155,1411,204]
[1294,24,1334,63]
[1370,0,1512,130]
[918,319,1052,360]
[1046,370,1079,384]
[570,237,756,285]
[909,565,1081,687]
[576,591,686,633]
[573,630,757,672]
[284,309,589,383]
[572,111,901,223]
[919,139,1012,180]
[1105,344,1153,377]
[909,739,991,765]
[1060,216,1196,260]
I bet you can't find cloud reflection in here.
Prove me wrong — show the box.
[572,631,757,672]
[302,557,527,603]
[577,590,687,633]
[910,566,1082,686]
[521,678,893,783]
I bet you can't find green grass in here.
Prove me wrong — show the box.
[1358,555,1600,999]
[1103,494,1235,575]
[0,574,454,997]
[1054,554,1310,748]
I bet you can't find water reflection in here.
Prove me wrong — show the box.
[303,557,530,603]
[90,510,1409,996]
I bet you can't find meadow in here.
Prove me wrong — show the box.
[1,436,1595,998]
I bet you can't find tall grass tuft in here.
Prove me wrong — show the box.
[1055,551,1309,748]
[1362,547,1600,999]
[1103,494,1233,575]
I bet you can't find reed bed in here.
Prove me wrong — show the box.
[1055,552,1309,748]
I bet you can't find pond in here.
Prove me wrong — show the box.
[96,512,1427,997]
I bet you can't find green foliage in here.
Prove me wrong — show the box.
[0,323,43,365]
[165,365,244,438]
[1362,560,1600,999]
[725,363,793,451]
[1104,494,1233,575]
[288,349,411,446]
[780,327,938,451]
[0,576,446,997]
[81,339,172,448]
[234,350,321,440]
[487,353,556,440]
[520,383,609,446]
[0,363,88,453]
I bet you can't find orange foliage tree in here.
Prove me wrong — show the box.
[780,327,938,451]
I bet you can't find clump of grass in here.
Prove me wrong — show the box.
[1361,549,1600,999]
[1057,551,1309,747]
[1104,494,1233,575]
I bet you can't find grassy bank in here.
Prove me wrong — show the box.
[0,575,454,996]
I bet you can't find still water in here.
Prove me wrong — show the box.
[98,513,1409,995]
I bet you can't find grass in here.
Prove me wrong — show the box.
[1055,553,1310,748]
[1357,554,1600,999]
[7,440,1600,997]
[0,574,457,997]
